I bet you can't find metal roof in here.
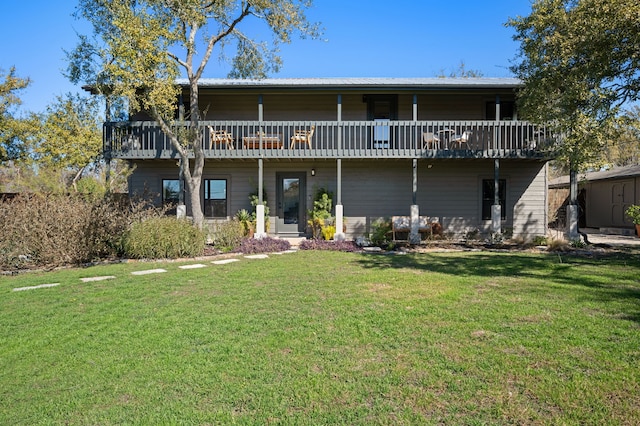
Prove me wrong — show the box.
[549,164,640,188]
[176,77,522,90]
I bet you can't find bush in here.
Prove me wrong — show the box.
[123,217,206,259]
[0,193,156,269]
[369,218,392,247]
[210,220,244,252]
[235,237,291,254]
[299,239,359,252]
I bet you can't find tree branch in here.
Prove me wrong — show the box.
[194,2,252,80]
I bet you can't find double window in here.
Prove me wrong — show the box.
[482,179,506,220]
[204,179,227,218]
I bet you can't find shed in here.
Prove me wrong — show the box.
[549,165,640,232]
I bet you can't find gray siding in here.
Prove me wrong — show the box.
[196,92,515,122]
[128,158,547,239]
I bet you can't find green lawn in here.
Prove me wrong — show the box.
[1,250,639,425]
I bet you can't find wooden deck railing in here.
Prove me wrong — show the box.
[103,120,553,159]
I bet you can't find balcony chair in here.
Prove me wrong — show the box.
[422,132,440,149]
[290,125,315,149]
[450,130,472,149]
[208,126,235,149]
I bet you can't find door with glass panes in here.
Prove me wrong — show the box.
[276,172,306,235]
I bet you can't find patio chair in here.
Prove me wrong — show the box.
[208,126,235,149]
[422,132,440,149]
[290,125,315,149]
[450,130,472,149]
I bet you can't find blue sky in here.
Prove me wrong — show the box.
[0,0,534,114]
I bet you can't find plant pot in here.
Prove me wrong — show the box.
[636,224,640,238]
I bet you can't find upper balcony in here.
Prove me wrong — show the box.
[104,120,553,160]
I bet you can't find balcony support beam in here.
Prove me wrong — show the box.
[492,159,501,234]
[334,158,345,241]
[255,158,267,239]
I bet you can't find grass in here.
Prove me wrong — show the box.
[1,250,639,425]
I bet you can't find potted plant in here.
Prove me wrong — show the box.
[625,204,640,237]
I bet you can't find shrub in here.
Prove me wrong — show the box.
[299,239,359,252]
[235,237,291,254]
[321,225,336,241]
[369,218,392,247]
[210,220,244,252]
[123,217,206,259]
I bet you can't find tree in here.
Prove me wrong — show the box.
[508,0,639,169]
[437,61,484,78]
[507,0,640,234]
[33,93,103,191]
[70,0,321,228]
[0,67,33,164]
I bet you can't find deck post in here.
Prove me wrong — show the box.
[255,158,267,239]
[334,158,345,241]
[410,159,420,243]
[491,159,501,233]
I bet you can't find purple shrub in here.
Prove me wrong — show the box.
[235,237,291,254]
[299,239,359,252]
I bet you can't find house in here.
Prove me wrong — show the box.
[102,77,553,241]
[549,165,640,233]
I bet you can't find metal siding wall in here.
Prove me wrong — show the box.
[127,158,548,239]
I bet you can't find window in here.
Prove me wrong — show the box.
[482,179,506,220]
[486,101,515,120]
[204,179,227,218]
[162,179,181,205]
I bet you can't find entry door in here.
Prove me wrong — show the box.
[611,180,634,226]
[367,95,398,148]
[276,172,307,235]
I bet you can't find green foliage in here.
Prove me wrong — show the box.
[308,187,333,239]
[508,0,640,172]
[625,204,640,225]
[369,218,392,247]
[33,93,102,185]
[235,208,253,236]
[210,220,244,252]
[532,235,549,246]
[123,217,206,259]
[0,67,33,164]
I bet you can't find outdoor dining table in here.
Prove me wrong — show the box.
[242,134,283,149]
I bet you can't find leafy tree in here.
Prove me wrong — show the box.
[507,0,640,212]
[605,106,640,168]
[70,0,321,228]
[0,67,33,164]
[32,93,103,190]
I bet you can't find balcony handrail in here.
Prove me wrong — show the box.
[103,120,553,159]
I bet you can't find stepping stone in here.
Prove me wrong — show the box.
[273,250,297,255]
[244,254,269,259]
[13,283,60,292]
[212,259,240,265]
[178,264,207,270]
[80,276,116,283]
[131,269,167,276]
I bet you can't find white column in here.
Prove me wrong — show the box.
[255,204,267,239]
[491,205,501,233]
[334,204,345,241]
[410,204,421,244]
